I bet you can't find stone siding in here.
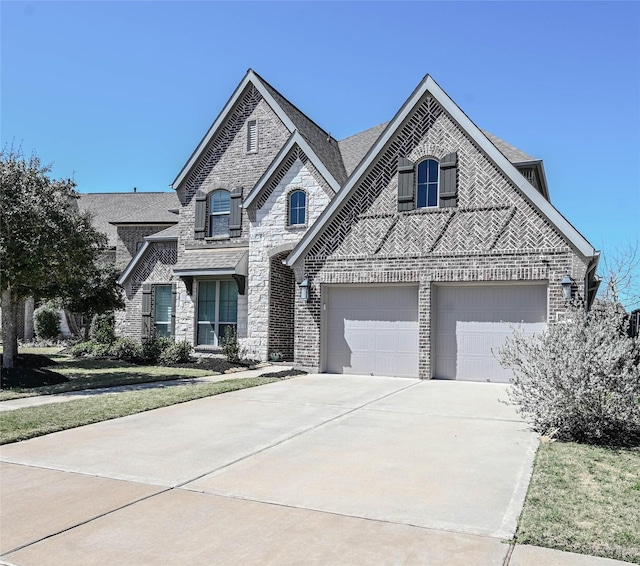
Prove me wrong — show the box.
[294,93,590,377]
[246,156,332,360]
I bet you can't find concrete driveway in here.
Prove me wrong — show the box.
[1,375,540,564]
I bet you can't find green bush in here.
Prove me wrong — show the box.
[498,301,640,446]
[141,336,173,363]
[69,341,95,358]
[159,340,193,365]
[90,313,115,344]
[33,304,60,340]
[220,326,242,363]
[91,342,111,358]
[110,337,143,362]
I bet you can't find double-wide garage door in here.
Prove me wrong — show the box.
[324,283,547,382]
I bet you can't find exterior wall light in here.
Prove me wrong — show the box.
[299,277,310,302]
[561,273,573,301]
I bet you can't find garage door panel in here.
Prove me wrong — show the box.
[325,286,419,378]
[435,285,547,383]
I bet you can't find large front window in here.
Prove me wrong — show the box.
[209,190,230,237]
[416,159,439,208]
[197,280,238,346]
[154,285,173,338]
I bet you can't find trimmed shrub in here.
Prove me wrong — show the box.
[141,336,173,363]
[33,304,60,340]
[91,342,112,358]
[90,313,115,344]
[498,301,640,446]
[159,340,193,365]
[69,341,95,358]
[110,337,143,362]
[220,326,242,363]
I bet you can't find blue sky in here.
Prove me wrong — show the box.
[2,1,639,304]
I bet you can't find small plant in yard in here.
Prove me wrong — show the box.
[141,336,173,363]
[159,340,193,365]
[90,313,116,345]
[109,337,143,362]
[498,300,640,446]
[69,341,95,358]
[221,326,243,363]
[33,303,60,340]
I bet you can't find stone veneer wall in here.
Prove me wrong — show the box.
[293,93,591,377]
[246,156,333,360]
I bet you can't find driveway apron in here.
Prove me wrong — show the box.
[1,375,538,565]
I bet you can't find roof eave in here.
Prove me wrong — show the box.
[243,131,341,209]
[285,74,595,267]
[171,69,296,191]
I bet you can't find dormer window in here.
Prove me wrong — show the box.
[288,190,306,226]
[209,189,230,237]
[247,120,258,153]
[416,159,439,208]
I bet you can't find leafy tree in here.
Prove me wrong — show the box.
[1,147,107,369]
[498,300,640,446]
[61,263,124,340]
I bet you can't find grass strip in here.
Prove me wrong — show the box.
[516,441,640,564]
[0,377,277,445]
[0,360,216,401]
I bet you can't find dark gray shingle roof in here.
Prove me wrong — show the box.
[482,131,537,163]
[173,248,248,273]
[256,72,348,186]
[78,192,180,247]
[338,122,390,177]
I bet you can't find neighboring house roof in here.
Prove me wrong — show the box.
[78,192,180,247]
[173,248,249,276]
[338,122,389,177]
[482,131,537,164]
[144,224,180,241]
[285,74,597,267]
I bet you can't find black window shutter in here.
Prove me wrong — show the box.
[171,282,177,337]
[439,152,458,208]
[397,157,415,212]
[141,283,152,340]
[229,187,243,237]
[194,190,207,239]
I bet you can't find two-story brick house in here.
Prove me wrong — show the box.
[116,69,600,382]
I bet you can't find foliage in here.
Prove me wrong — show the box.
[498,301,640,445]
[600,240,640,312]
[33,304,60,340]
[61,263,124,338]
[69,341,95,358]
[220,326,242,363]
[1,146,107,369]
[141,336,173,363]
[109,337,143,362]
[158,340,193,365]
[90,313,116,344]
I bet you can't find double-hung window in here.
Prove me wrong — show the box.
[288,190,306,226]
[197,280,238,346]
[153,284,173,338]
[209,190,231,237]
[416,159,439,208]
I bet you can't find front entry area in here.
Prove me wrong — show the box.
[323,285,419,378]
[433,284,548,383]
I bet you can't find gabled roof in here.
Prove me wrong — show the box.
[243,131,341,209]
[78,192,180,247]
[172,69,346,191]
[338,122,389,177]
[285,74,597,266]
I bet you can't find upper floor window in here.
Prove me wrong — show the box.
[209,189,230,237]
[416,159,439,208]
[288,190,306,226]
[247,120,258,153]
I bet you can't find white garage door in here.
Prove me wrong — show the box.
[434,285,547,383]
[324,285,419,378]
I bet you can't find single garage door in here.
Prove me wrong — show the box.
[434,284,547,383]
[324,285,419,378]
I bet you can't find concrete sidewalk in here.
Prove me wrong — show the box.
[0,365,294,411]
[0,375,632,565]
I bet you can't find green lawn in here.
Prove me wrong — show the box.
[0,350,218,401]
[0,377,278,444]
[516,440,640,564]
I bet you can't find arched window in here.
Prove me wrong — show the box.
[416,159,439,208]
[209,189,230,237]
[288,190,306,226]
